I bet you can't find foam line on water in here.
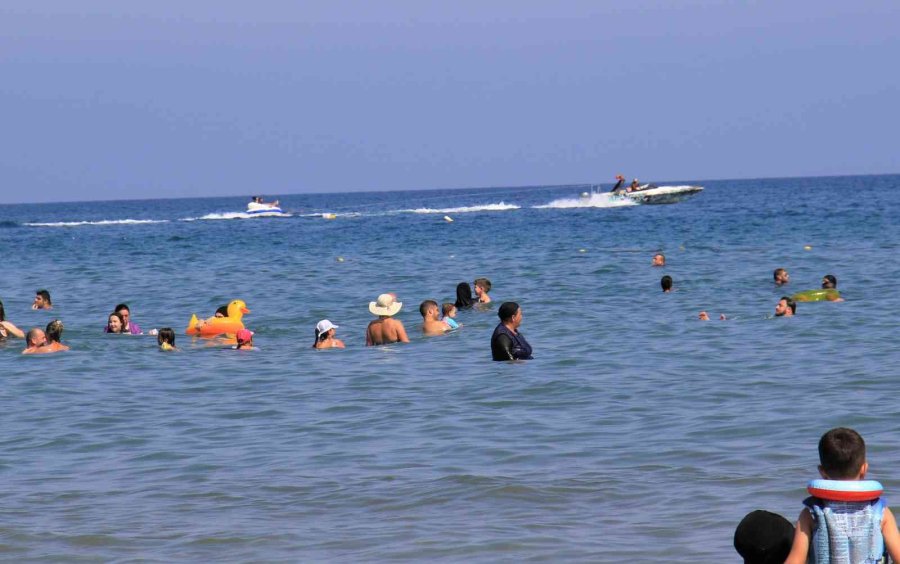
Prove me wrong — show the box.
[24,219,170,227]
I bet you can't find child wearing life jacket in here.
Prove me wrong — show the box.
[785,428,900,563]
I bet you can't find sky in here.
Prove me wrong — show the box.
[1,1,898,204]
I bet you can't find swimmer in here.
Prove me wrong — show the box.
[233,328,255,350]
[474,278,492,304]
[22,328,49,354]
[313,320,345,349]
[420,300,450,335]
[106,312,127,334]
[661,275,673,293]
[193,304,228,331]
[32,289,52,310]
[366,293,409,346]
[454,282,475,310]
[44,319,69,352]
[821,274,845,301]
[774,268,790,286]
[112,303,142,334]
[775,296,796,317]
[0,299,25,339]
[157,327,177,351]
[442,303,460,329]
[652,253,665,267]
[698,311,710,321]
[491,302,533,361]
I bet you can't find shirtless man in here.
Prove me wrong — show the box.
[775,296,796,317]
[32,289,52,310]
[366,293,409,346]
[474,278,492,304]
[22,327,49,354]
[419,300,450,335]
[652,253,665,267]
[774,268,790,286]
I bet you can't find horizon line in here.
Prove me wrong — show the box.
[3,171,896,207]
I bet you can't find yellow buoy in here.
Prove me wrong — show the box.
[323,213,336,220]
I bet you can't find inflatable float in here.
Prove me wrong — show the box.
[792,288,841,302]
[185,299,250,337]
[808,479,883,502]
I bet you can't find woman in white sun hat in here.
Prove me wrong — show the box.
[313,319,345,349]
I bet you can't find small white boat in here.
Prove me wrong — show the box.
[246,201,284,215]
[581,184,703,205]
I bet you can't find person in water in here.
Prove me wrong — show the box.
[234,328,255,350]
[775,296,796,317]
[44,319,69,352]
[106,311,127,333]
[734,509,795,564]
[22,328,48,354]
[441,303,460,330]
[774,268,790,286]
[652,253,665,267]
[454,282,475,310]
[820,274,845,301]
[491,301,533,361]
[610,174,626,192]
[32,289,52,310]
[313,320,345,349]
[0,299,25,339]
[661,275,673,293]
[104,303,142,334]
[419,300,450,335]
[784,427,900,564]
[474,278,492,304]
[157,327,177,351]
[366,293,409,346]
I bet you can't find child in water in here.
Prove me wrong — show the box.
[157,327,177,351]
[785,427,900,563]
[441,303,460,329]
[233,328,255,350]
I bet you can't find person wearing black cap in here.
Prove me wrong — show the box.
[734,509,794,563]
[490,302,533,361]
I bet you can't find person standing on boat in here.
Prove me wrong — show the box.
[610,174,626,193]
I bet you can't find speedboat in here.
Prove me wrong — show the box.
[246,201,284,215]
[620,184,703,205]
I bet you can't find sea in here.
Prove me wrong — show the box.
[1,174,898,562]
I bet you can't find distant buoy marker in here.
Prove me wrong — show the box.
[323,213,336,220]
[443,215,454,223]
[804,245,812,251]
[579,248,587,253]
[336,256,345,262]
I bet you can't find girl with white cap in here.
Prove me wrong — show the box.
[313,319,345,349]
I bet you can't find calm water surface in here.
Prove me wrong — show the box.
[1,175,899,561]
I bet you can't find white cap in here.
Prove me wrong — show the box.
[316,320,339,334]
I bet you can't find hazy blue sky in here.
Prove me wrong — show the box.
[2,1,897,203]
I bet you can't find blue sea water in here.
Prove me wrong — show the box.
[0,175,898,562]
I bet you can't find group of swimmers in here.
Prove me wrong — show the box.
[652,256,844,321]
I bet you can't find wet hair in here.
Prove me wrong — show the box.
[157,327,176,347]
[115,303,130,314]
[498,301,520,323]
[419,300,438,318]
[781,296,797,315]
[106,311,126,333]
[474,278,492,293]
[455,282,475,309]
[733,510,794,564]
[823,274,838,289]
[215,305,229,317]
[0,299,5,322]
[45,319,64,343]
[819,427,866,479]
[36,289,52,306]
[773,268,786,281]
[661,275,673,292]
[442,303,456,317]
[313,326,332,348]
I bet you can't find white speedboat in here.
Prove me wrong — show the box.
[622,184,703,205]
[246,201,284,215]
[581,184,704,205]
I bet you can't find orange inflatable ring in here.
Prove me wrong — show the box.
[807,479,883,502]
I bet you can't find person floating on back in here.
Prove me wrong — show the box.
[490,301,533,361]
[366,293,409,346]
[32,289,52,310]
[785,427,900,563]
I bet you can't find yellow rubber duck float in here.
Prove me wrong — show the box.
[185,299,250,337]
